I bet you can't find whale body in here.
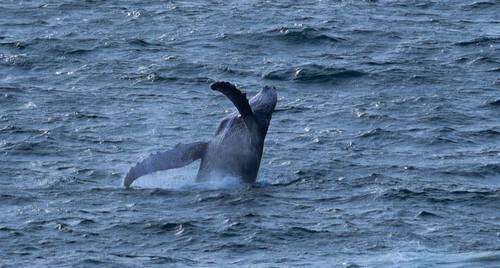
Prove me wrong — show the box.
[123,81,277,188]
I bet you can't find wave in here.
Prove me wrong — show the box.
[122,73,213,84]
[415,210,441,218]
[68,111,109,120]
[356,128,412,143]
[220,26,345,45]
[64,48,95,55]
[263,64,366,83]
[2,37,104,58]
[461,1,497,10]
[108,253,196,265]
[484,99,500,107]
[380,187,500,203]
[357,250,500,267]
[0,40,27,49]
[2,138,58,155]
[0,194,36,205]
[214,65,257,76]
[455,36,500,47]
[0,85,26,93]
[127,38,163,48]
[439,163,500,178]
[0,125,47,135]
[265,26,346,44]
[121,62,216,84]
[461,128,500,139]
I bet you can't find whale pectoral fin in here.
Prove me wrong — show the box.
[211,81,254,117]
[211,81,260,133]
[123,142,207,188]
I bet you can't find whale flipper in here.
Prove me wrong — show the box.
[211,82,261,135]
[123,142,207,188]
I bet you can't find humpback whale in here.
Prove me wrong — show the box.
[123,81,277,188]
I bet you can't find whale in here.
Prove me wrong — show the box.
[123,81,277,188]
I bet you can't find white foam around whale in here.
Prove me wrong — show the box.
[129,162,243,190]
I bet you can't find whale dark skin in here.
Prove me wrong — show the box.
[123,81,277,188]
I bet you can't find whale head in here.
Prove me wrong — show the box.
[249,85,277,132]
[250,86,277,114]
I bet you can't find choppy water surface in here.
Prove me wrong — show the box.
[1,0,499,266]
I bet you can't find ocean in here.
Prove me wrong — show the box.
[1,0,499,266]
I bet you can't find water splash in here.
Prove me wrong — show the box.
[129,165,244,190]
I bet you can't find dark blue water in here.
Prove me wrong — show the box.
[1,0,499,266]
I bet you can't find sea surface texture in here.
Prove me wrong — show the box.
[1,0,499,267]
